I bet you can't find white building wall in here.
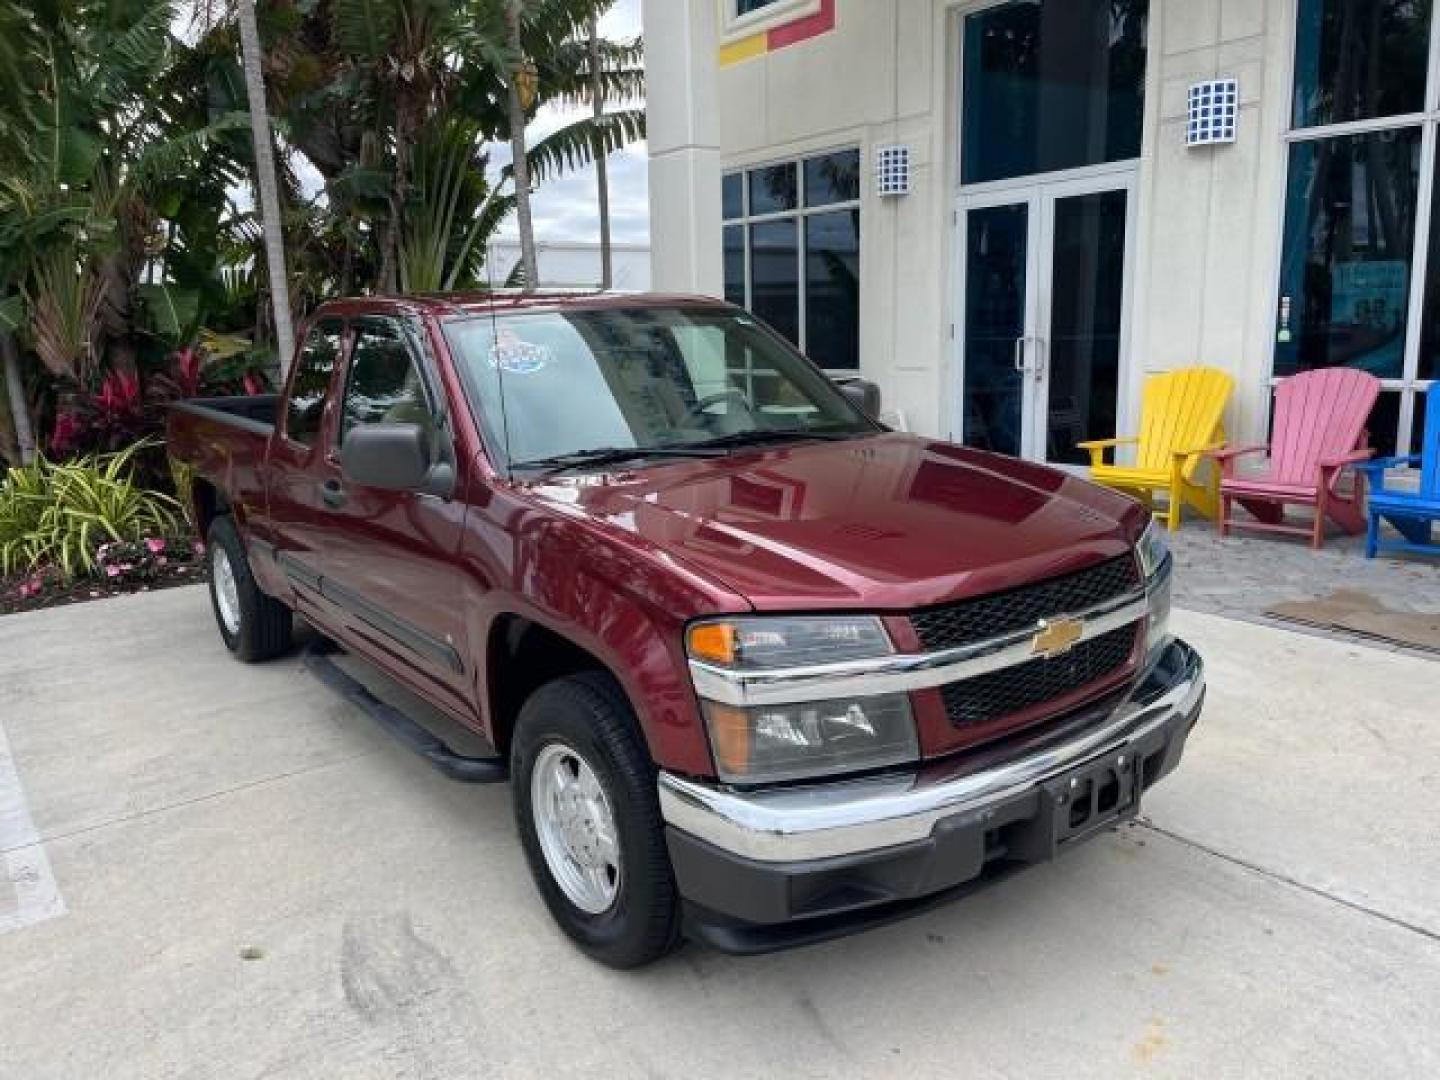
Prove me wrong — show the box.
[710,0,1296,445]
[1135,0,1293,444]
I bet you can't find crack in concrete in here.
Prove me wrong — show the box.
[1137,819,1440,947]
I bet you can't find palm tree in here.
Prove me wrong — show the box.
[506,1,540,289]
[237,0,296,371]
[588,15,612,290]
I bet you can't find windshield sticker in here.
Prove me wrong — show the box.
[489,329,551,375]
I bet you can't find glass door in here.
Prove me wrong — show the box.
[959,195,1039,458]
[958,175,1134,464]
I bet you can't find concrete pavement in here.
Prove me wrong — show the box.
[1,586,1437,1079]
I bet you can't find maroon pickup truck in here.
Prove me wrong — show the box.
[167,293,1203,968]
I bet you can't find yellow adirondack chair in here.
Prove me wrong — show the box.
[1078,366,1234,531]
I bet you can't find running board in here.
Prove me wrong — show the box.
[302,643,508,784]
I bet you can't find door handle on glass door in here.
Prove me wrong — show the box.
[1013,335,1028,373]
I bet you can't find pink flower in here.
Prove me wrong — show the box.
[105,566,121,578]
[192,540,206,556]
[145,538,167,555]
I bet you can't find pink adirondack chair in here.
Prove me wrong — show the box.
[1207,368,1379,549]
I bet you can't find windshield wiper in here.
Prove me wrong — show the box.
[513,444,725,479]
[689,428,862,451]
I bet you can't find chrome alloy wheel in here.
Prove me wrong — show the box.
[531,742,622,914]
[212,545,242,636]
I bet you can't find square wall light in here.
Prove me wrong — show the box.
[875,145,911,197]
[1187,79,1238,146]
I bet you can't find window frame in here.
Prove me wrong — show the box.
[1274,0,1440,459]
[720,0,822,44]
[723,146,862,373]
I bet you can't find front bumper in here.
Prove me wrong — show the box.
[658,637,1204,952]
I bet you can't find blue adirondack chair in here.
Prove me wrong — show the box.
[1358,387,1440,559]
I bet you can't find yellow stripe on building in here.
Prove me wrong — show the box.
[719,33,767,67]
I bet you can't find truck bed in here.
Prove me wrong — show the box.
[167,396,282,527]
[170,394,282,434]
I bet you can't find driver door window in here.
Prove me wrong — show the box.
[339,321,437,445]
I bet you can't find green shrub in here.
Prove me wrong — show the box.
[0,442,182,579]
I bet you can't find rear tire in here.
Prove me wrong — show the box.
[207,516,292,662]
[511,672,681,969]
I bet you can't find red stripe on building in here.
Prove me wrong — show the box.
[767,0,836,50]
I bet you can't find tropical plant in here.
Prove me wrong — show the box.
[0,441,182,578]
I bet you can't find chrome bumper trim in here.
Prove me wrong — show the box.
[659,638,1203,863]
[689,586,1151,708]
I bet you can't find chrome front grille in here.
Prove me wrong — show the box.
[939,625,1139,728]
[910,555,1141,652]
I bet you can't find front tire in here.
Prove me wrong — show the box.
[206,516,293,662]
[511,672,680,969]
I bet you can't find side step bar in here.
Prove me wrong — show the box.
[302,642,508,784]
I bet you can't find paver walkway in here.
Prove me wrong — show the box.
[1168,522,1440,653]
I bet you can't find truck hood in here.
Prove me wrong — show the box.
[529,433,1146,611]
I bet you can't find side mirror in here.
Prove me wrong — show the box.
[835,377,881,418]
[341,423,454,498]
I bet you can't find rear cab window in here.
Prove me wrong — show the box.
[284,322,343,446]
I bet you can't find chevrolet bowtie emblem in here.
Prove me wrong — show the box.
[1031,616,1084,659]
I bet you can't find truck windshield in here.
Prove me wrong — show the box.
[443,306,876,472]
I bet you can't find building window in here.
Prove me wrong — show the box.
[960,0,1149,185]
[723,148,861,370]
[1279,0,1439,457]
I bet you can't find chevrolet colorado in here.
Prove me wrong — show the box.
[167,293,1203,968]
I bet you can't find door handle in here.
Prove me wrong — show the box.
[320,479,347,509]
[1031,336,1046,382]
[1013,335,1028,373]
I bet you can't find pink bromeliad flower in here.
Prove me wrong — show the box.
[145,537,167,555]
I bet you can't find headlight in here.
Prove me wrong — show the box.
[1136,518,1170,580]
[1136,520,1172,657]
[686,616,919,784]
[687,616,893,669]
[701,694,918,785]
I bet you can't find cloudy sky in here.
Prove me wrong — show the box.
[493,0,650,245]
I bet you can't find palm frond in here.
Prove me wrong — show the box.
[516,107,645,184]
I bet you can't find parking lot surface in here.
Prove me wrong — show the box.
[2,586,1438,1079]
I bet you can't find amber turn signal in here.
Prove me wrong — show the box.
[687,622,737,665]
[701,701,750,776]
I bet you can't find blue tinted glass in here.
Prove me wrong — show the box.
[1276,129,1420,381]
[1046,191,1126,464]
[1292,0,1430,129]
[738,0,778,13]
[962,0,1148,184]
[805,211,860,369]
[804,150,861,207]
[750,219,799,344]
[724,225,746,306]
[962,203,1028,456]
[749,164,798,215]
[722,172,743,219]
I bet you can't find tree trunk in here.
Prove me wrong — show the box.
[506,1,539,292]
[237,0,298,375]
[589,16,613,291]
[2,331,37,465]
